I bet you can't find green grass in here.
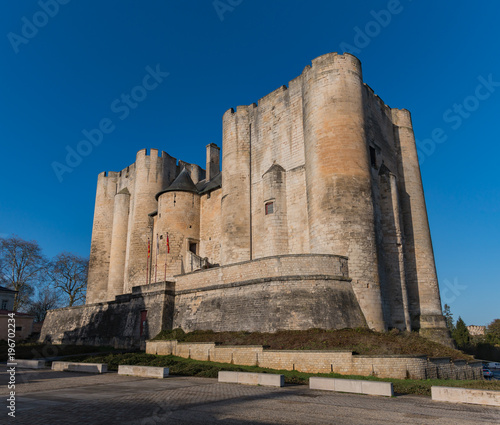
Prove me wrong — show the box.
[72,352,500,396]
[151,328,472,360]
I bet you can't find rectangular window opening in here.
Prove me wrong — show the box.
[265,201,274,215]
[140,310,148,337]
[369,146,377,168]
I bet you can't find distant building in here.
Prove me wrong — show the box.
[467,325,486,336]
[0,286,34,341]
[0,285,15,311]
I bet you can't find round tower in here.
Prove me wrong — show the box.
[107,188,130,301]
[155,168,201,278]
[302,53,385,331]
[123,149,168,291]
[392,108,448,341]
[87,171,117,304]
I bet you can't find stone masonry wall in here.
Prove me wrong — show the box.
[173,254,364,333]
[174,277,364,333]
[41,282,174,349]
[175,254,348,292]
[146,340,483,380]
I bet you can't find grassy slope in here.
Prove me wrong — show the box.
[75,352,500,396]
[152,328,472,360]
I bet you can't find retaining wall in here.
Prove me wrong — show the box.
[39,282,174,349]
[146,340,483,380]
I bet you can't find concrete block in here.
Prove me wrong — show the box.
[218,371,239,383]
[361,380,394,397]
[13,359,46,369]
[238,372,260,386]
[310,377,393,397]
[257,373,285,387]
[334,379,363,394]
[51,361,107,374]
[432,386,500,407]
[431,387,466,403]
[309,377,336,391]
[218,371,284,387]
[118,365,169,378]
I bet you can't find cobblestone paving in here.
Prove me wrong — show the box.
[1,367,499,424]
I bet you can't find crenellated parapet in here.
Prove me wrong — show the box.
[87,147,213,300]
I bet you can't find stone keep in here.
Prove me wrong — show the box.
[41,53,450,347]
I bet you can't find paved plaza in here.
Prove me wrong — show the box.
[1,366,499,424]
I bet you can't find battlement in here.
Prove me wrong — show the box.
[257,85,288,106]
[98,148,210,189]
[225,52,363,119]
[363,83,393,116]
[118,164,134,178]
[310,52,362,75]
[135,147,165,160]
[135,147,178,159]
[97,171,119,179]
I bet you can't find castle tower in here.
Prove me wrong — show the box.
[87,171,118,304]
[123,149,174,292]
[81,53,451,347]
[106,187,130,301]
[302,53,385,331]
[220,106,252,265]
[155,168,201,278]
[392,108,448,340]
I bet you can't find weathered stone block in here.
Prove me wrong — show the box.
[333,379,363,394]
[310,377,393,397]
[52,361,107,374]
[14,359,46,369]
[361,380,394,397]
[308,377,336,391]
[218,371,239,383]
[431,386,500,407]
[218,371,284,387]
[118,365,169,378]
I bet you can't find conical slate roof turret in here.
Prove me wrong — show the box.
[155,168,199,200]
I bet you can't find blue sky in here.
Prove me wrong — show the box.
[1,1,498,326]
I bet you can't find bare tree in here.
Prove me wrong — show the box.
[26,280,63,322]
[50,253,88,306]
[0,235,48,311]
[27,290,61,322]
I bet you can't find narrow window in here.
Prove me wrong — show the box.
[369,146,377,168]
[140,310,148,337]
[15,326,22,332]
[265,201,274,215]
[1,300,7,310]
